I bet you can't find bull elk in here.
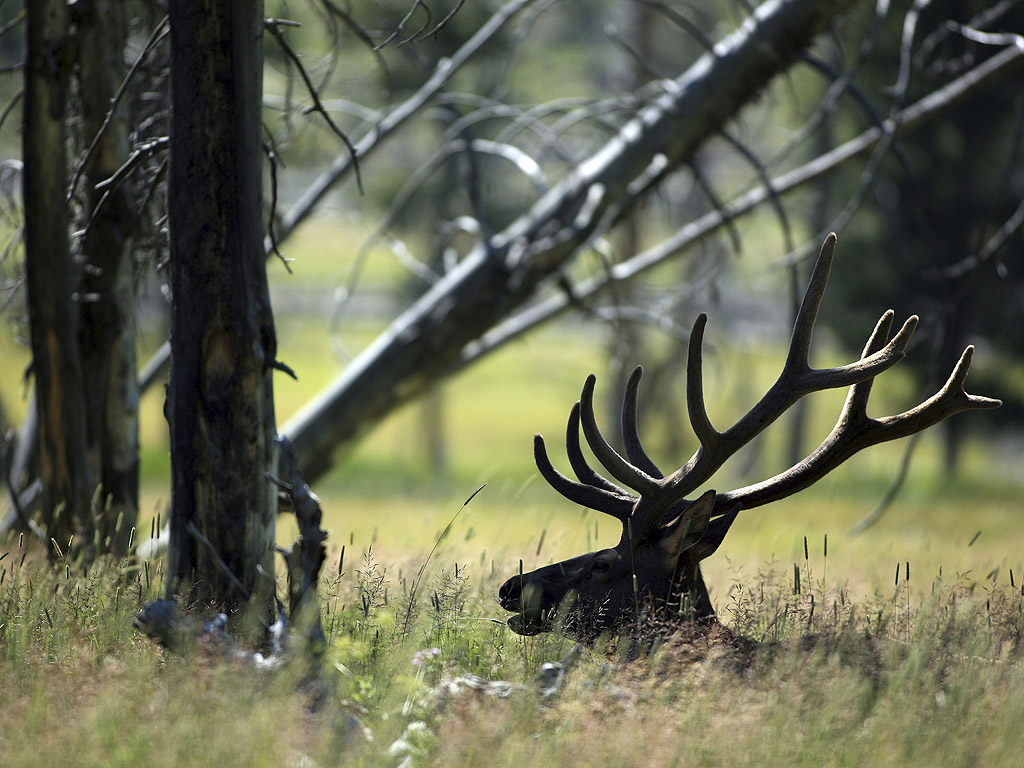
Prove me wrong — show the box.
[498,234,1000,641]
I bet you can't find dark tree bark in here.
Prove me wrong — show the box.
[75,0,139,556]
[165,0,277,616]
[23,0,92,552]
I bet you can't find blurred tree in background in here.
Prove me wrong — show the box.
[22,0,90,556]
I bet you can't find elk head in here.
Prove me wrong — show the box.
[498,233,1000,641]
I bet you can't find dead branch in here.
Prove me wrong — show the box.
[282,0,865,483]
[264,17,363,193]
[263,137,292,273]
[456,43,1024,368]
[67,16,169,203]
[270,436,328,649]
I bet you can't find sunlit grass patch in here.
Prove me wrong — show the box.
[3,509,1024,768]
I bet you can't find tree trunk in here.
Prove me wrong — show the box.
[165,0,277,618]
[75,0,139,556]
[23,0,92,553]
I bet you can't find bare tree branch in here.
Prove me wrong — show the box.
[73,137,168,242]
[282,0,866,482]
[457,43,1024,368]
[263,137,292,273]
[375,0,431,49]
[942,194,1024,279]
[423,0,467,40]
[265,17,363,193]
[67,16,169,203]
[0,90,22,133]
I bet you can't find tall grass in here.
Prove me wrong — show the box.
[3,497,1024,768]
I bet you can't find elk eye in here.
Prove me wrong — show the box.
[593,560,610,574]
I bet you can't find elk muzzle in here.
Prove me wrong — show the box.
[499,551,624,639]
[498,575,550,635]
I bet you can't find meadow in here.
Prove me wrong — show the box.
[2,218,1024,766]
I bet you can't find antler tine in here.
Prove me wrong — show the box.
[565,401,632,496]
[784,233,918,388]
[843,309,896,418]
[579,374,660,494]
[877,345,1002,429]
[791,314,917,391]
[654,310,723,498]
[685,312,720,451]
[621,366,664,479]
[533,433,634,521]
[784,232,837,374]
[716,344,1001,514]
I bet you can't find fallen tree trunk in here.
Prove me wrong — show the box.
[282,0,860,482]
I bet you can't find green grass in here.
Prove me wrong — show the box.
[3,498,1024,767]
[3,449,1023,768]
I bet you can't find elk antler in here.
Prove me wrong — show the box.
[716,312,1001,513]
[533,233,1001,536]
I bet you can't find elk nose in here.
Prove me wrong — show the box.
[498,577,521,609]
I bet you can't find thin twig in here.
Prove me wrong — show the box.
[375,0,427,49]
[942,195,1024,279]
[0,10,24,41]
[74,138,168,242]
[690,161,741,253]
[720,129,793,254]
[262,137,292,273]
[632,0,716,52]
[950,23,1024,51]
[130,157,168,235]
[0,90,22,134]
[422,0,466,40]
[916,0,1022,68]
[318,0,391,86]
[849,433,922,535]
[264,18,363,194]
[67,16,169,202]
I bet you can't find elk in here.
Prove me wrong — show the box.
[498,234,1000,641]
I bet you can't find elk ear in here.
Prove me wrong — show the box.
[689,502,740,561]
[658,489,716,558]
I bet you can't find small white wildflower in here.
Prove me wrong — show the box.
[411,647,441,666]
